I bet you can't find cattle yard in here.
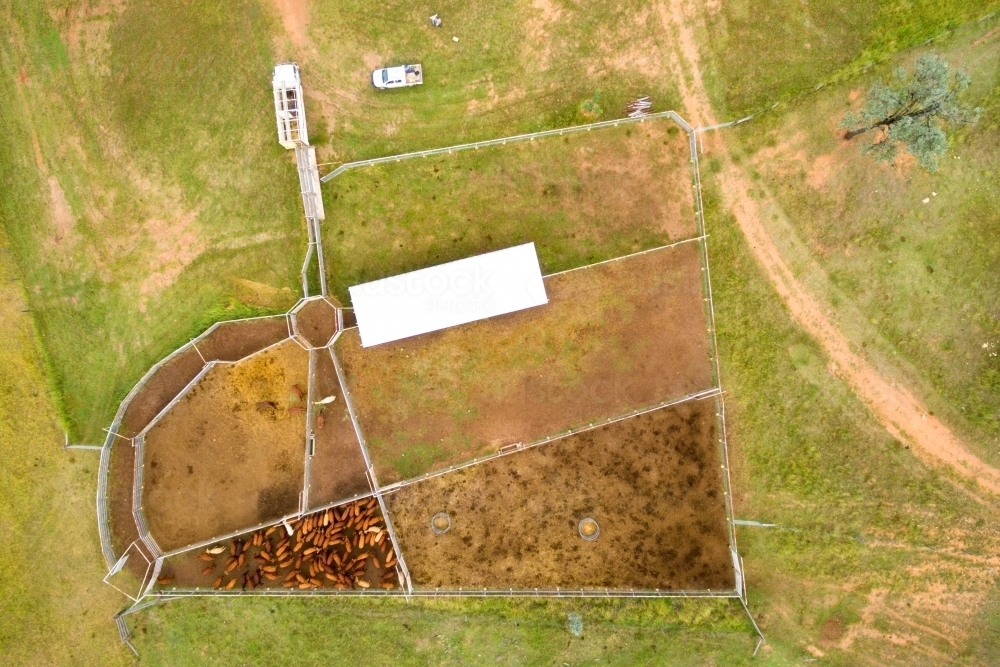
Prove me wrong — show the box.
[337,240,714,485]
[385,396,734,592]
[98,111,742,606]
[154,499,401,593]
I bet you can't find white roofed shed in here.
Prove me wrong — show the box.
[349,243,549,347]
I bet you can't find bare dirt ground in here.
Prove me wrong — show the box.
[119,318,291,440]
[306,348,370,508]
[142,340,309,552]
[271,0,311,51]
[384,396,733,590]
[196,316,290,362]
[107,438,142,575]
[294,298,338,348]
[155,500,400,592]
[119,346,204,438]
[336,241,714,484]
[661,0,1000,494]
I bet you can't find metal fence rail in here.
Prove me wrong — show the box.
[149,586,739,599]
[686,114,745,600]
[327,340,414,594]
[113,613,138,656]
[379,387,722,496]
[301,348,317,512]
[320,111,692,183]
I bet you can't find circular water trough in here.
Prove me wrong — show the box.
[578,517,600,541]
[430,512,451,534]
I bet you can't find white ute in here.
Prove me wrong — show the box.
[371,64,423,89]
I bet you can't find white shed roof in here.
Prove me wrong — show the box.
[272,63,301,89]
[349,243,548,347]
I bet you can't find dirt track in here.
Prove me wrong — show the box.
[661,0,1000,494]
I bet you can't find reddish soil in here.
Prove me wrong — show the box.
[154,500,400,592]
[142,340,310,552]
[384,396,733,590]
[196,316,291,362]
[306,349,370,508]
[119,346,204,437]
[337,242,714,484]
[294,298,338,348]
[107,439,145,577]
[661,0,1000,494]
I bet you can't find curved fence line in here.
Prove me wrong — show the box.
[96,316,295,570]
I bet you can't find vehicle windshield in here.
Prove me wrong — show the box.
[381,69,388,84]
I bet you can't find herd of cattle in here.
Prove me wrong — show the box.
[156,497,400,591]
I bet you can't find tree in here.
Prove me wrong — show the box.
[841,54,980,171]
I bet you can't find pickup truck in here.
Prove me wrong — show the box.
[371,64,423,89]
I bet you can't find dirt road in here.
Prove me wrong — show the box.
[661,0,1000,494]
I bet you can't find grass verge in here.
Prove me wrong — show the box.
[719,17,1000,469]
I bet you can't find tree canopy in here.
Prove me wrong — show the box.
[842,54,980,171]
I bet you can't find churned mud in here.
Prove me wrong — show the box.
[385,396,733,591]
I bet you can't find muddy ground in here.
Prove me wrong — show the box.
[197,316,290,362]
[306,349,371,508]
[142,340,310,552]
[384,397,733,591]
[155,500,400,592]
[337,242,714,484]
[294,298,338,348]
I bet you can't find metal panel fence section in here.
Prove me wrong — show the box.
[113,613,139,656]
[378,386,723,496]
[149,587,739,599]
[301,348,317,513]
[686,125,742,590]
[320,111,692,183]
[327,338,414,595]
[96,437,116,568]
[97,318,296,570]
[142,557,164,599]
[131,435,162,558]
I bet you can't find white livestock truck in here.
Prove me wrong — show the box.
[371,64,423,89]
